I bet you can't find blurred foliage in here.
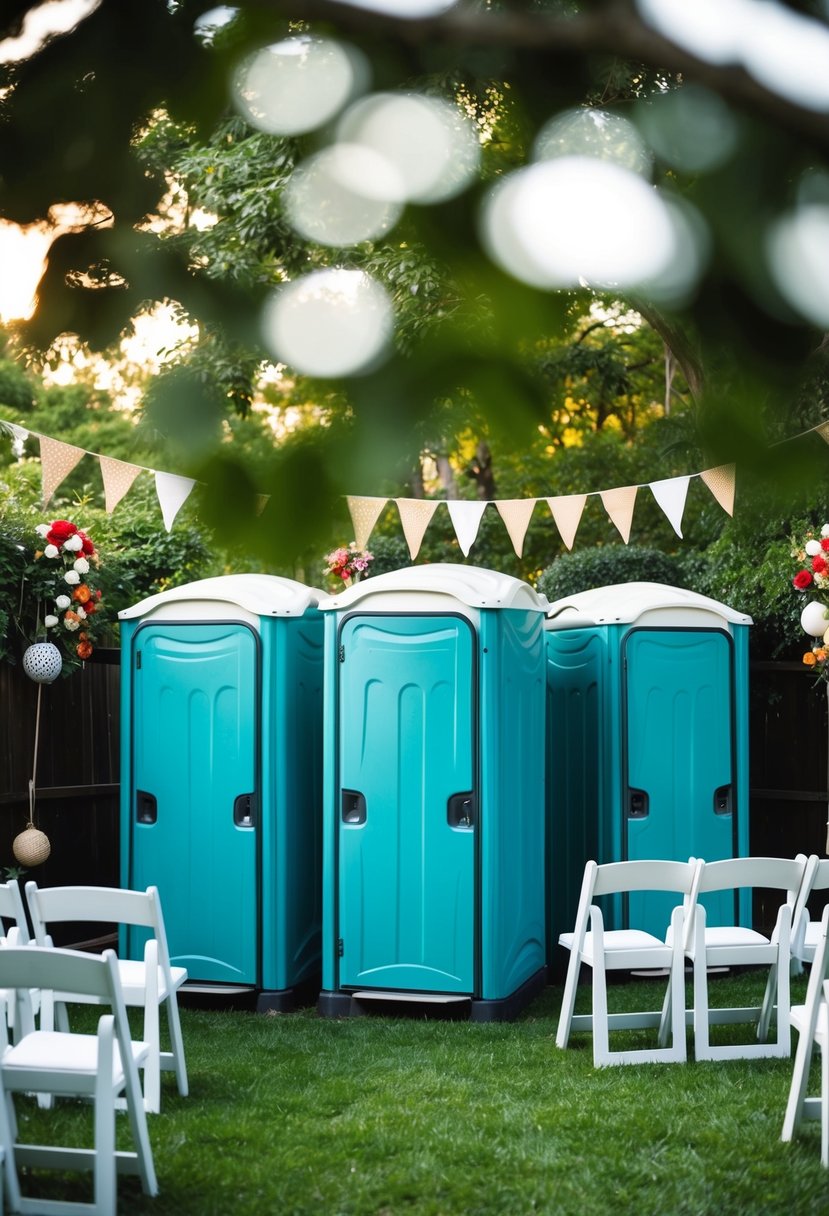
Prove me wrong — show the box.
[536,544,684,602]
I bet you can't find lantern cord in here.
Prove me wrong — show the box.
[28,681,42,830]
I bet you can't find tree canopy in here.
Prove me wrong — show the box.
[2,1,829,567]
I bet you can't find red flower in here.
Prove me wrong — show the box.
[794,570,814,589]
[76,640,93,660]
[83,600,97,615]
[46,519,78,545]
[78,530,96,556]
[822,538,829,551]
[814,556,828,574]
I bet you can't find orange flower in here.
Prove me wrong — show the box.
[803,652,818,667]
[76,640,93,660]
[816,649,828,662]
[72,584,92,604]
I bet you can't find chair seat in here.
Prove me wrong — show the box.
[52,959,188,1005]
[701,926,770,948]
[2,1031,148,1082]
[560,929,665,952]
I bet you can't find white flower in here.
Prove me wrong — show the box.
[822,525,829,538]
[63,535,83,552]
[43,544,59,559]
[63,617,79,631]
[806,539,822,556]
[64,570,80,585]
[43,614,58,628]
[35,524,50,538]
[55,594,71,610]
[73,557,89,574]
[76,606,87,620]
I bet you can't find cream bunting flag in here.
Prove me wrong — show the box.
[40,436,86,505]
[347,495,388,551]
[648,475,691,538]
[446,500,488,557]
[495,498,537,558]
[99,455,143,513]
[546,494,587,551]
[396,498,439,559]
[600,485,638,544]
[816,421,829,444]
[700,464,736,516]
[155,471,196,532]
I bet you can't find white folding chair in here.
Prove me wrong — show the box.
[0,945,157,1214]
[555,858,701,1066]
[791,855,829,967]
[0,881,36,1041]
[782,903,829,1166]
[25,883,188,1114]
[686,855,807,1061]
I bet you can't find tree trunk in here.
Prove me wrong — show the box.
[465,440,497,500]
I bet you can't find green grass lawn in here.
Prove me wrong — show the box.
[8,970,826,1215]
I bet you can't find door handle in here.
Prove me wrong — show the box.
[628,788,649,818]
[136,791,157,825]
[713,785,732,815]
[447,792,475,829]
[342,790,366,825]
[233,793,257,828]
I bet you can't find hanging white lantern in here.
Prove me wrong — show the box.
[21,642,62,684]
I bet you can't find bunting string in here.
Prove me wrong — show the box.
[3,417,829,552]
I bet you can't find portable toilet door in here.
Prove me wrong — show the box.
[545,582,752,941]
[318,563,549,1021]
[119,574,324,1009]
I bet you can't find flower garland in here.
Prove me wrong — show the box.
[792,523,829,679]
[323,541,373,589]
[30,519,104,664]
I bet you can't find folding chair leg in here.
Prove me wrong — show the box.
[94,1018,118,1216]
[555,950,582,1050]
[166,995,189,1097]
[775,945,792,1058]
[822,1037,828,1168]
[758,961,777,1043]
[591,957,611,1065]
[0,1092,20,1213]
[142,997,161,1115]
[782,1013,815,1142]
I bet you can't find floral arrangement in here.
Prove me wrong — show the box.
[323,541,373,588]
[29,519,104,665]
[791,523,829,679]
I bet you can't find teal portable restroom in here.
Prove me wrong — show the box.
[119,574,324,1011]
[318,564,548,1021]
[544,581,752,955]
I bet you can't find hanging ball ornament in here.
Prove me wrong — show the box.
[21,642,63,684]
[12,823,51,867]
[800,601,829,638]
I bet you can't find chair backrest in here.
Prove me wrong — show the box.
[0,882,30,946]
[695,855,807,897]
[0,945,117,1005]
[25,883,173,969]
[592,859,700,899]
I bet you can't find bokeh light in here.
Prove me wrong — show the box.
[232,36,368,136]
[328,0,459,15]
[636,85,738,173]
[480,157,678,291]
[638,0,829,113]
[285,145,403,247]
[337,92,480,204]
[261,270,394,378]
[767,205,829,327]
[534,108,651,177]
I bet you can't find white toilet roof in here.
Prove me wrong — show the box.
[119,573,323,620]
[544,581,752,628]
[319,563,548,612]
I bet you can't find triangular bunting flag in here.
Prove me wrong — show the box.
[446,500,488,557]
[155,471,196,532]
[700,464,736,516]
[255,494,269,516]
[347,495,388,551]
[396,498,439,559]
[495,499,537,558]
[99,455,143,513]
[649,475,691,538]
[816,422,829,444]
[599,485,638,544]
[40,436,86,505]
[546,494,587,551]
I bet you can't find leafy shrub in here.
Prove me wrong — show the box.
[536,545,684,603]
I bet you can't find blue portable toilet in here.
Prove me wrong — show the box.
[544,581,752,953]
[119,574,324,1011]
[318,563,548,1021]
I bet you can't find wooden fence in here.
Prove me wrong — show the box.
[0,653,826,916]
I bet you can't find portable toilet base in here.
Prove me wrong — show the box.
[318,967,547,1022]
[318,564,549,1022]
